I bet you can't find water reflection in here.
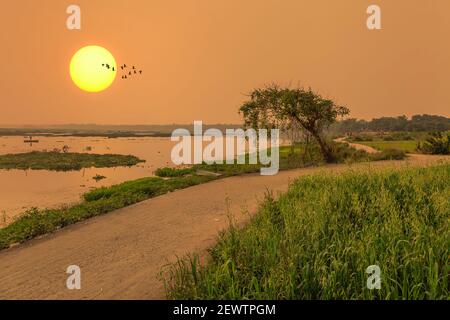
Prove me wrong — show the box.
[0,136,176,224]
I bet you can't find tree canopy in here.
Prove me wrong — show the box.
[239,85,349,162]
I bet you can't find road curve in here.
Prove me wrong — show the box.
[0,154,448,299]
[334,137,380,154]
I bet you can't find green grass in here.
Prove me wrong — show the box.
[165,164,450,300]
[0,175,215,250]
[357,140,418,153]
[0,151,145,171]
[155,167,196,177]
[368,148,407,161]
[155,145,315,178]
[190,142,403,175]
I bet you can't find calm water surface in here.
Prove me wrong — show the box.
[0,136,177,225]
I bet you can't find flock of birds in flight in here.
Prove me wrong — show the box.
[101,63,143,80]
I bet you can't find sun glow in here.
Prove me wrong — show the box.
[70,45,116,93]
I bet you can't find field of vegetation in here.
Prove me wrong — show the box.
[0,151,144,171]
[165,164,450,300]
[356,140,418,153]
[347,131,450,155]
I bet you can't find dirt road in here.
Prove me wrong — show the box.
[0,154,448,299]
[334,137,379,154]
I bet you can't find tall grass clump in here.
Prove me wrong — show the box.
[155,167,195,177]
[165,164,450,299]
[369,148,406,161]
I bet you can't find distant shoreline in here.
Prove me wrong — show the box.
[0,124,243,138]
[0,131,173,138]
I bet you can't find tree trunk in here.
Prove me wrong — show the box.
[311,132,334,163]
[304,133,309,160]
[292,116,335,163]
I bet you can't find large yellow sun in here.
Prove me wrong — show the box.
[70,45,117,93]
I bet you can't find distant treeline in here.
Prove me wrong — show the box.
[332,114,450,133]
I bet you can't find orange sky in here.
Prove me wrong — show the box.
[0,0,449,125]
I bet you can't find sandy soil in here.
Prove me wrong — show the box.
[0,153,448,299]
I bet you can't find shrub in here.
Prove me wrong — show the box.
[331,142,369,163]
[370,148,406,161]
[417,132,450,155]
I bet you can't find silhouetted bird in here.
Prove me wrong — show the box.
[139,70,142,74]
[132,66,135,70]
[134,70,137,74]
[112,67,115,71]
[129,71,132,76]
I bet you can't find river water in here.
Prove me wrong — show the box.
[0,136,177,225]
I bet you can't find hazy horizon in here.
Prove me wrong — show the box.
[1,0,450,125]
[0,112,448,129]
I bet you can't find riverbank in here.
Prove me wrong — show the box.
[0,135,177,222]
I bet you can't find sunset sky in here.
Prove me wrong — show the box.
[1,0,449,125]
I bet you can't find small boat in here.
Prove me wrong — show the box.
[23,136,39,145]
